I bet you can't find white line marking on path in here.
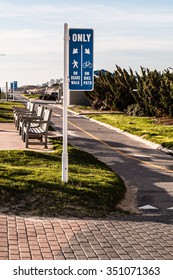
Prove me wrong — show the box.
[139,204,158,210]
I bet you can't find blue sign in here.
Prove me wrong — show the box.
[10,81,18,90]
[69,28,94,91]
[14,81,18,90]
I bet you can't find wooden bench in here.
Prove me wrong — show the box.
[19,105,44,137]
[14,101,36,129]
[23,108,52,148]
[13,100,31,112]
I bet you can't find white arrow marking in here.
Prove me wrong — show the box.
[139,204,158,210]
[68,130,78,137]
[167,207,173,210]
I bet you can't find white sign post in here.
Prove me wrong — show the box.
[5,82,8,101]
[62,23,69,182]
[13,82,14,101]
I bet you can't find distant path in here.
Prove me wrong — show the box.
[9,91,28,102]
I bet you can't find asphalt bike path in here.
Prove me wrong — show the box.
[49,104,173,217]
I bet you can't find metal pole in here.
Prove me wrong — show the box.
[6,82,8,101]
[62,23,69,182]
[13,82,14,101]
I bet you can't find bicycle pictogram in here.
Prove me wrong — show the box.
[83,61,93,68]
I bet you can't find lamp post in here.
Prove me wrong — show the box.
[0,54,6,100]
[6,82,8,101]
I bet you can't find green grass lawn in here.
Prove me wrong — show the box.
[89,114,173,150]
[23,93,42,99]
[0,101,25,122]
[0,146,126,218]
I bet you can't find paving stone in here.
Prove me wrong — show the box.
[1,214,173,260]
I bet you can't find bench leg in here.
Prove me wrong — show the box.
[25,132,29,148]
[44,139,47,148]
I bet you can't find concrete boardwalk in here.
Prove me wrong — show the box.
[0,119,173,260]
[0,122,53,152]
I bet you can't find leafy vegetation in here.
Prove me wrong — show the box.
[85,66,173,117]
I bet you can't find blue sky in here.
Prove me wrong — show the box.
[0,0,173,86]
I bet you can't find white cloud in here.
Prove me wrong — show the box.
[0,29,61,55]
[0,2,59,18]
[96,35,173,53]
[1,1,173,85]
[1,2,173,25]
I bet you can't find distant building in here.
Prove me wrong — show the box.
[42,82,49,87]
[49,79,56,86]
[94,69,108,77]
[69,90,90,106]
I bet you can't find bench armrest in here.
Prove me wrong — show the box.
[20,115,42,122]
[26,120,49,128]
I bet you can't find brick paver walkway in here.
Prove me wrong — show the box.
[1,214,173,260]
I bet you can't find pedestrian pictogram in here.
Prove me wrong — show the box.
[72,59,79,68]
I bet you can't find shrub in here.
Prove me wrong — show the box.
[85,66,173,117]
